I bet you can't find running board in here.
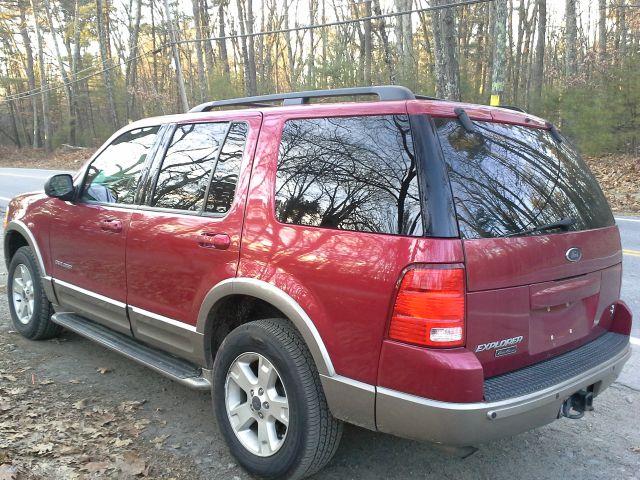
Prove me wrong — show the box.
[52,312,211,391]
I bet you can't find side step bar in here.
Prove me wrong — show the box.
[52,312,211,391]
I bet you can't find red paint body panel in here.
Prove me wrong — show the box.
[463,226,622,292]
[125,113,262,324]
[239,105,464,385]
[377,340,484,402]
[48,201,131,303]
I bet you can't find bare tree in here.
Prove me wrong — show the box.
[432,0,460,100]
[598,0,607,63]
[531,0,545,109]
[565,0,577,76]
[30,0,52,151]
[490,0,507,106]
[96,0,119,128]
[18,1,40,148]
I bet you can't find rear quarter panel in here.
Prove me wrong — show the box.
[238,104,464,385]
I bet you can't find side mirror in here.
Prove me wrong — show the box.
[44,174,75,201]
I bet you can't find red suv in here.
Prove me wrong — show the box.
[4,86,633,479]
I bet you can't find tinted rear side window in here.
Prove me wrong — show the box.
[275,115,423,236]
[435,119,614,239]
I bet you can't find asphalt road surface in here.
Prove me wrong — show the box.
[0,167,639,479]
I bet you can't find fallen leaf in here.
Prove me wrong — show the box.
[151,434,170,445]
[31,443,54,455]
[631,446,640,453]
[81,461,114,473]
[0,464,17,480]
[68,379,81,384]
[116,452,147,476]
[96,368,112,375]
[113,438,132,447]
[59,445,82,455]
[72,398,89,409]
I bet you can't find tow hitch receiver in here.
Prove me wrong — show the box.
[561,389,594,419]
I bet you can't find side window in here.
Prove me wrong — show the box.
[205,122,248,214]
[152,122,229,211]
[275,115,423,236]
[81,126,159,204]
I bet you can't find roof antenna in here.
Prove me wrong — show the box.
[454,107,477,134]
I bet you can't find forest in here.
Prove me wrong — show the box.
[0,0,638,155]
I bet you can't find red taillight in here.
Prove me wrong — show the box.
[388,266,465,348]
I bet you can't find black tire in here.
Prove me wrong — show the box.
[7,246,61,340]
[212,318,343,480]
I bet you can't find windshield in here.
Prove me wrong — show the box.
[434,118,614,239]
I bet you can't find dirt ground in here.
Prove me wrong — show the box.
[1,234,639,480]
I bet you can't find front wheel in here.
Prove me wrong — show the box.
[7,246,61,340]
[212,318,342,480]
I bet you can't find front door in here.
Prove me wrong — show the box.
[49,125,161,334]
[125,113,261,358]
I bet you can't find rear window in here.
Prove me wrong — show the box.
[435,118,614,239]
[275,115,423,236]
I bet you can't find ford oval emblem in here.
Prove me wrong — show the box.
[566,247,582,262]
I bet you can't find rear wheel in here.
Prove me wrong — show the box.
[7,246,61,340]
[212,318,342,480]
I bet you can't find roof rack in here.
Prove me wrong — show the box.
[189,85,416,112]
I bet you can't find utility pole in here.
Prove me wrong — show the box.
[163,0,189,112]
[490,0,507,106]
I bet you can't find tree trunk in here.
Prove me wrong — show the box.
[245,0,258,95]
[191,0,206,101]
[96,0,119,128]
[30,0,52,151]
[490,0,508,106]
[565,0,577,76]
[163,0,189,111]
[372,0,396,84]
[531,0,545,110]
[18,1,40,148]
[125,0,142,120]
[598,0,607,63]
[363,0,372,86]
[432,0,461,100]
[218,1,231,81]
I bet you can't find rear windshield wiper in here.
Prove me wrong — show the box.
[506,217,576,237]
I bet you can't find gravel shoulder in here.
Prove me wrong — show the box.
[1,234,639,480]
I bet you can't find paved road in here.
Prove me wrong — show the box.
[0,168,73,210]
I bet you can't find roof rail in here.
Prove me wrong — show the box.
[497,104,527,113]
[189,85,416,112]
[414,94,442,101]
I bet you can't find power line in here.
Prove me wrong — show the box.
[1,0,494,104]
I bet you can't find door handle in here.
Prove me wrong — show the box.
[197,232,231,250]
[100,218,123,233]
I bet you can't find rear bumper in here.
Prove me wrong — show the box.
[376,340,631,446]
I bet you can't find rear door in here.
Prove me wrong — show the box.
[433,117,621,377]
[124,113,261,360]
[49,125,161,335]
